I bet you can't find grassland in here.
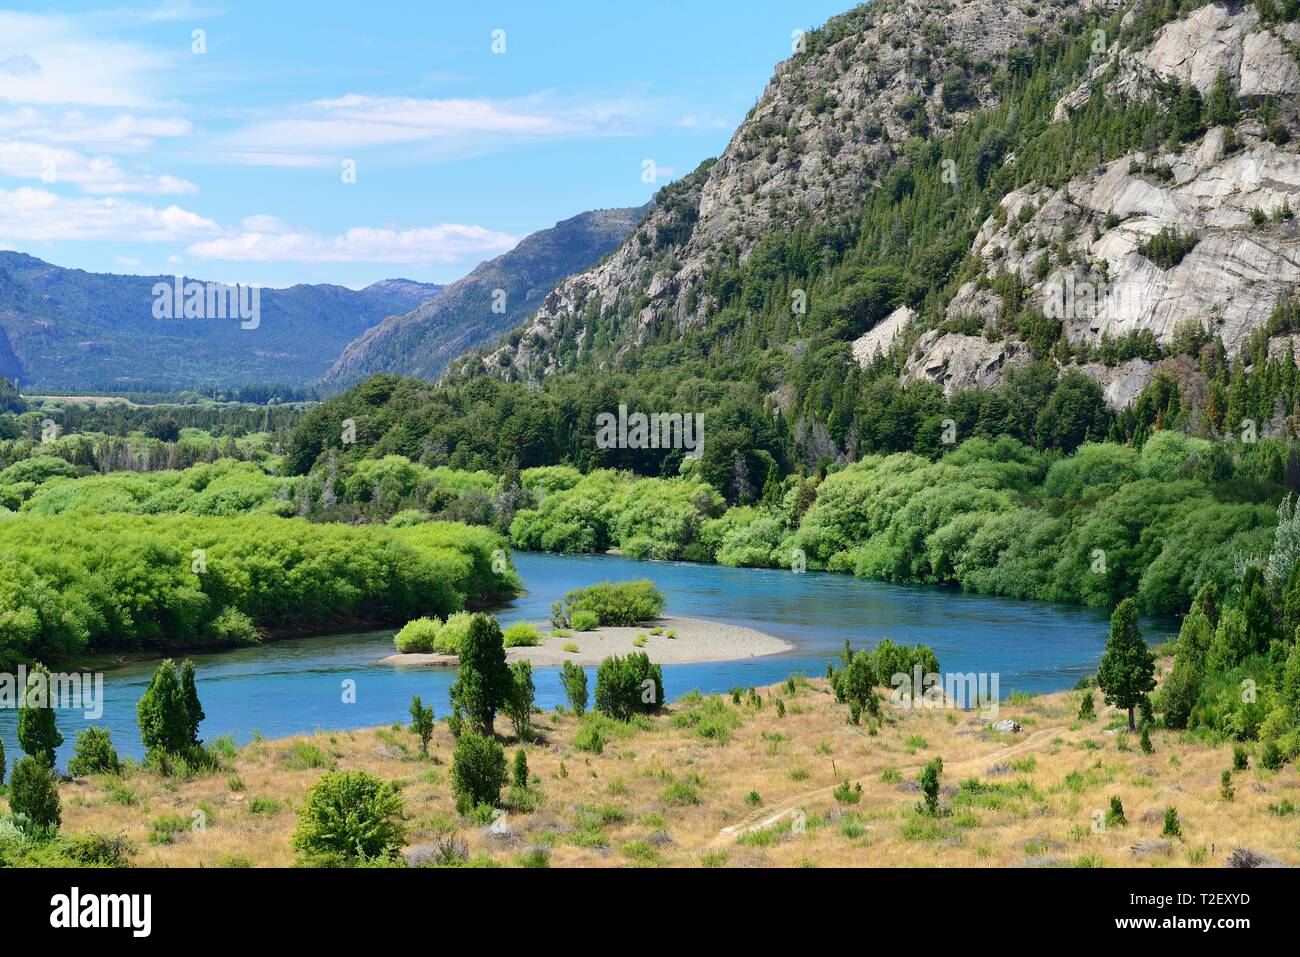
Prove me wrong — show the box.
[30,659,1300,868]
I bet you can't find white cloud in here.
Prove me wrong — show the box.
[215,92,645,165]
[188,219,519,265]
[0,108,193,153]
[677,113,732,130]
[0,186,219,241]
[0,11,180,107]
[113,255,142,266]
[0,140,198,194]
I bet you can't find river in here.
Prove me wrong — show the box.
[0,552,1176,764]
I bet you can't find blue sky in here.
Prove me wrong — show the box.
[0,0,851,288]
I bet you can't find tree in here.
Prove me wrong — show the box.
[836,651,879,725]
[1078,690,1095,721]
[292,770,405,864]
[450,732,507,813]
[1096,598,1156,730]
[503,659,535,739]
[448,614,512,736]
[17,666,63,767]
[67,728,121,777]
[559,661,588,715]
[595,652,664,720]
[1205,69,1238,127]
[513,749,529,789]
[179,659,205,747]
[9,756,61,830]
[918,757,943,816]
[409,695,434,756]
[137,659,202,755]
[1106,795,1126,828]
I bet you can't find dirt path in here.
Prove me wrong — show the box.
[709,726,1060,848]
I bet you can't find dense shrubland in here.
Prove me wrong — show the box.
[0,512,516,666]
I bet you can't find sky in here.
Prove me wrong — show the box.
[0,0,852,289]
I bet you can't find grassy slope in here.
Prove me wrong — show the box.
[28,656,1299,868]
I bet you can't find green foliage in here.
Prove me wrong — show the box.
[502,622,542,647]
[512,749,529,790]
[594,652,664,720]
[552,579,665,627]
[1161,806,1181,839]
[570,610,599,632]
[1078,691,1095,721]
[1096,599,1156,730]
[137,659,203,756]
[9,756,61,831]
[448,614,512,737]
[67,728,121,778]
[1106,795,1126,828]
[292,770,406,864]
[504,659,536,738]
[17,666,63,767]
[918,757,943,816]
[409,695,434,756]
[394,617,441,654]
[559,661,588,716]
[450,732,507,813]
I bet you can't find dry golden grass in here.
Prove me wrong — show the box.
[28,661,1300,868]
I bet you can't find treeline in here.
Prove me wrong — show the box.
[0,512,517,666]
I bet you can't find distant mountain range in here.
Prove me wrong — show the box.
[316,206,645,391]
[0,251,442,391]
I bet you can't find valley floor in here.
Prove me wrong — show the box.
[30,657,1300,868]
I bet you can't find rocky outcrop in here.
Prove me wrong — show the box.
[852,305,914,365]
[903,330,1030,394]
[478,0,1116,378]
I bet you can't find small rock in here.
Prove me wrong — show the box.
[991,719,1022,733]
[1131,840,1173,859]
[647,830,675,847]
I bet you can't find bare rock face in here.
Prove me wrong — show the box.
[902,330,1030,394]
[851,305,914,366]
[481,0,1108,379]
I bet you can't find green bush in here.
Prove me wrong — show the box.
[137,659,204,756]
[559,661,588,715]
[292,771,406,864]
[595,652,665,720]
[502,622,542,647]
[570,610,599,632]
[504,659,536,738]
[206,606,261,646]
[9,757,61,831]
[448,614,512,736]
[17,666,63,767]
[433,612,475,654]
[450,733,507,814]
[394,617,442,654]
[67,728,121,778]
[553,580,665,627]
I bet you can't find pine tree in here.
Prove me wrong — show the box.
[1096,598,1156,730]
[449,614,512,737]
[17,667,64,768]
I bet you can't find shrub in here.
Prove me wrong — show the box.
[9,757,61,831]
[918,757,943,816]
[394,617,441,654]
[450,733,507,814]
[67,728,121,778]
[1078,691,1095,721]
[554,579,665,627]
[502,622,542,647]
[573,716,606,754]
[833,780,863,804]
[409,695,434,756]
[570,610,599,632]
[559,661,588,715]
[595,652,664,720]
[206,606,260,646]
[292,771,405,864]
[513,749,529,789]
[1106,796,1126,828]
[504,659,536,738]
[61,830,135,867]
[1161,806,1181,838]
[562,641,581,653]
[433,612,475,654]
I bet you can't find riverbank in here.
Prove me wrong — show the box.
[379,616,793,667]
[32,656,1297,868]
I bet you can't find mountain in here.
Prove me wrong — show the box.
[317,207,645,391]
[0,251,442,391]
[463,0,1300,415]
